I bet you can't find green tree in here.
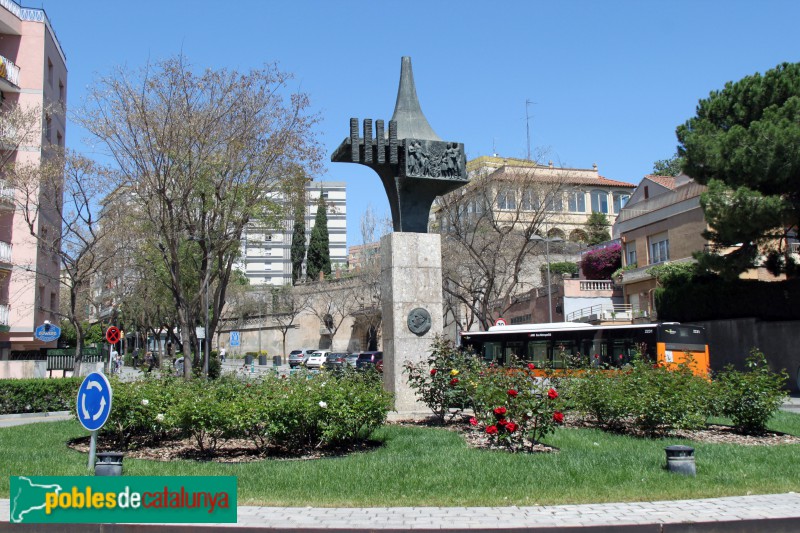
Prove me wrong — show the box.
[585,212,611,245]
[677,62,800,277]
[652,153,684,177]
[290,209,306,284]
[306,196,331,280]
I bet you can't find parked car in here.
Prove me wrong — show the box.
[322,352,352,371]
[356,351,383,371]
[288,348,316,368]
[345,353,359,367]
[305,350,331,369]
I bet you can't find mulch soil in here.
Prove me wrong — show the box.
[67,415,800,463]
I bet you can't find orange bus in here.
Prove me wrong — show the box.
[460,322,709,376]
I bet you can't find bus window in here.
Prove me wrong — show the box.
[505,341,525,363]
[527,341,549,368]
[588,340,607,367]
[552,342,575,369]
[612,340,635,366]
[484,342,502,364]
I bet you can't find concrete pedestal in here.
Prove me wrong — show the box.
[381,232,443,414]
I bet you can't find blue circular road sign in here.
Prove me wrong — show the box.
[76,372,113,431]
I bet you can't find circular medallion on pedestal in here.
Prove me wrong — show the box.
[407,307,432,336]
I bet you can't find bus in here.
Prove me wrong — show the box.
[460,322,709,376]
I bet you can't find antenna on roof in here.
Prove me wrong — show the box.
[492,138,497,157]
[526,99,535,161]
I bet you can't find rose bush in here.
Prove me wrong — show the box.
[404,336,482,424]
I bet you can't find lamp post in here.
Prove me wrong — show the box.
[531,232,564,323]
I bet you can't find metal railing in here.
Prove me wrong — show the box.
[0,304,8,326]
[0,54,20,86]
[0,0,67,64]
[567,303,632,323]
[791,242,799,254]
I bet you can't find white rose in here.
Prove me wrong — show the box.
[141,399,149,406]
[319,401,327,409]
[156,413,165,423]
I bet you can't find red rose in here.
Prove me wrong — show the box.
[497,419,507,428]
[527,363,536,370]
[430,368,437,376]
[619,354,624,360]
[507,389,518,397]
[486,425,499,435]
[594,354,600,359]
[505,422,518,433]
[548,388,558,400]
[553,411,564,424]
[450,378,459,386]
[493,406,507,417]
[469,417,478,426]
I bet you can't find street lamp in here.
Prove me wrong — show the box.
[530,232,564,323]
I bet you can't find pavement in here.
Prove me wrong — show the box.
[1,375,799,530]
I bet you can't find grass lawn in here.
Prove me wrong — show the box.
[2,412,799,507]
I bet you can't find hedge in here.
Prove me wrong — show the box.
[0,378,82,414]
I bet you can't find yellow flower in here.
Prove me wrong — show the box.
[450,369,459,376]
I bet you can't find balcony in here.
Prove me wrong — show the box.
[567,304,633,324]
[0,240,10,270]
[0,181,13,209]
[0,54,20,90]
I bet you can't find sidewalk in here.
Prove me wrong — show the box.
[2,492,800,531]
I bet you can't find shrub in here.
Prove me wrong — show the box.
[465,358,565,450]
[0,378,82,414]
[713,349,788,434]
[404,336,483,424]
[171,376,241,453]
[563,370,629,430]
[581,243,621,280]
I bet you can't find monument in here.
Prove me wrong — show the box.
[332,57,468,412]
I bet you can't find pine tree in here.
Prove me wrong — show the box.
[290,207,306,285]
[306,195,331,280]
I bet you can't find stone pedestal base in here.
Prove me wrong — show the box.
[381,232,443,414]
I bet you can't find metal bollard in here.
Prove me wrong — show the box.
[95,452,124,476]
[664,445,695,476]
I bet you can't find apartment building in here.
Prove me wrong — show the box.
[0,1,66,358]
[238,181,347,285]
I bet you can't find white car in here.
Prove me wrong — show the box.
[305,350,330,369]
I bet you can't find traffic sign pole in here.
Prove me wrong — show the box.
[88,430,97,471]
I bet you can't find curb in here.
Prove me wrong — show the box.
[0,411,71,421]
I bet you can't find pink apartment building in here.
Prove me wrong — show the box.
[0,0,66,358]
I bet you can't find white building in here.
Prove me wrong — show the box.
[239,181,347,285]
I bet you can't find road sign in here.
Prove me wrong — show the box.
[34,322,61,342]
[105,326,121,344]
[495,318,507,327]
[196,326,206,340]
[76,372,112,432]
[230,331,240,347]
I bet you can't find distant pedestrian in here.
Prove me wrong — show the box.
[219,347,226,362]
[144,351,154,373]
[132,347,140,368]
[110,347,119,374]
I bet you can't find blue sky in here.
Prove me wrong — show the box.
[34,0,800,247]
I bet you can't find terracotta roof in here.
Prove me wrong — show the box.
[643,175,677,190]
[488,165,635,189]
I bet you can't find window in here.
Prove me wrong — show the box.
[59,80,65,103]
[56,131,63,147]
[567,190,586,212]
[613,192,630,213]
[47,58,53,86]
[649,233,669,264]
[45,115,52,143]
[590,190,609,213]
[545,192,563,212]
[625,241,637,267]
[496,189,516,210]
[520,189,539,211]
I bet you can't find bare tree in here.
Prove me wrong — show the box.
[304,277,361,350]
[79,56,321,377]
[436,165,569,331]
[265,284,312,362]
[10,150,117,372]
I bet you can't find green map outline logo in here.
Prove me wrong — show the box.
[10,476,237,524]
